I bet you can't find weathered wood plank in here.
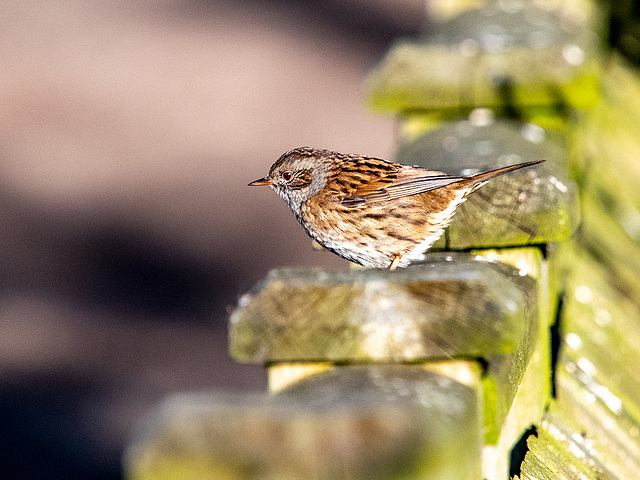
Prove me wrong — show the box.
[229,252,535,363]
[366,2,601,112]
[396,116,578,250]
[125,365,483,480]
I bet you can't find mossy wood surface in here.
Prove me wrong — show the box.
[367,2,601,112]
[230,253,536,364]
[397,118,578,250]
[126,366,483,480]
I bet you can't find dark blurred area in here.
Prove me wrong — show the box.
[0,0,425,478]
[608,0,640,64]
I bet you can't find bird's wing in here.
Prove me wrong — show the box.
[340,167,465,207]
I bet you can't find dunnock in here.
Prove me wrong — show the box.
[250,147,543,269]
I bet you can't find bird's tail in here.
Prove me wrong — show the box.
[463,159,545,186]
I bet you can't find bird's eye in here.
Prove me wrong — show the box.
[282,172,292,180]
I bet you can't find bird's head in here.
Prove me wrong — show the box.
[249,147,332,214]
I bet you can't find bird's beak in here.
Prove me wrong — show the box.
[248,177,274,186]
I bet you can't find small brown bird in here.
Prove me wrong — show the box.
[249,147,543,270]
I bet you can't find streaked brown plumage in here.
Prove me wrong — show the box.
[249,147,544,269]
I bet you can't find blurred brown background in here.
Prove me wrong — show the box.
[0,0,423,478]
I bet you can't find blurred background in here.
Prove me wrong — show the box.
[0,0,427,478]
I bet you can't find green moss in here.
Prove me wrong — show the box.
[367,43,601,113]
[230,257,530,364]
